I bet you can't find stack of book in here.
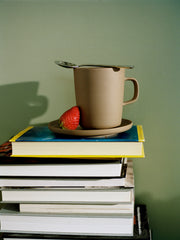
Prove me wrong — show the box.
[0,125,151,240]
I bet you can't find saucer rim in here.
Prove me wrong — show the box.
[48,119,133,137]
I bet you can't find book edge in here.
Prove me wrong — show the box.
[9,127,34,142]
[10,154,145,158]
[137,125,145,142]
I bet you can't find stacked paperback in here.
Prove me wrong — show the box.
[0,125,151,240]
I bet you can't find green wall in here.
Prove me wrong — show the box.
[0,0,179,239]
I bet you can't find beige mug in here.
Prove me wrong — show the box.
[73,67,139,129]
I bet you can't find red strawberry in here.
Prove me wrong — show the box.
[59,106,80,130]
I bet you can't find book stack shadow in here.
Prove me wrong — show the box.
[0,125,151,240]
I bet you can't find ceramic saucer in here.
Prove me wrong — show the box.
[48,119,133,137]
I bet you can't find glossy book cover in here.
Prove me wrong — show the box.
[10,125,144,143]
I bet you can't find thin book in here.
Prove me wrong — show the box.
[0,188,134,204]
[19,201,134,216]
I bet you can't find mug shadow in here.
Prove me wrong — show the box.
[136,192,180,240]
[0,82,48,144]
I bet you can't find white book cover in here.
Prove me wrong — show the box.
[0,160,133,188]
[0,159,122,177]
[18,179,134,216]
[0,204,134,236]
[1,188,134,204]
[19,200,134,216]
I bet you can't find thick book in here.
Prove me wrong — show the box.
[0,141,124,177]
[0,160,133,188]
[9,125,145,158]
[0,159,123,177]
[0,205,151,240]
[0,204,134,236]
[0,188,134,204]
[18,184,134,215]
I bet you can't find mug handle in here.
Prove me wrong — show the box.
[123,78,139,106]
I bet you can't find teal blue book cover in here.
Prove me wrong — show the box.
[10,125,144,143]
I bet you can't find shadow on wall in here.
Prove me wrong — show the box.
[0,82,48,144]
[136,193,180,240]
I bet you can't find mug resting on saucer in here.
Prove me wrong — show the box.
[73,67,139,129]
